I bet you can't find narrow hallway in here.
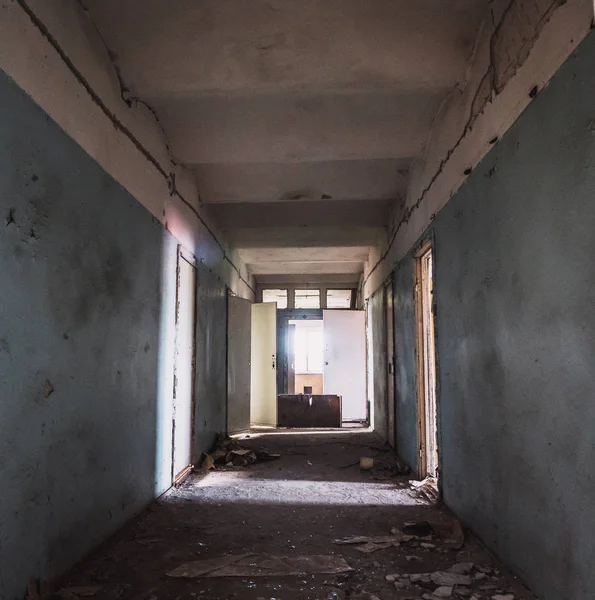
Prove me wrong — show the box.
[53,432,534,600]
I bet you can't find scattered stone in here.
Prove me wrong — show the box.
[433,586,453,598]
[474,572,487,581]
[394,581,405,589]
[421,542,436,549]
[402,520,434,537]
[492,596,514,600]
[405,555,422,562]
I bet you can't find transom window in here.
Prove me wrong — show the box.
[294,289,320,309]
[326,289,353,309]
[262,289,288,309]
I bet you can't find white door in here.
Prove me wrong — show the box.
[323,310,366,421]
[173,251,196,479]
[250,303,277,426]
[228,296,252,433]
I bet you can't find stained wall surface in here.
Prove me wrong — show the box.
[403,30,595,600]
[0,68,223,600]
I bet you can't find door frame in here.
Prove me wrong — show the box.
[414,240,438,480]
[172,245,198,483]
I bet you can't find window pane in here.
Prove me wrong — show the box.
[294,289,320,309]
[262,289,288,309]
[326,289,352,309]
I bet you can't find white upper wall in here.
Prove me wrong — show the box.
[362,0,594,299]
[0,0,254,300]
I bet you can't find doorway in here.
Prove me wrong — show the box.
[248,304,367,428]
[288,319,324,395]
[415,243,438,480]
[172,247,197,482]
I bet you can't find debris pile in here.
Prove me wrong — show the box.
[409,477,440,503]
[385,562,516,599]
[200,435,280,469]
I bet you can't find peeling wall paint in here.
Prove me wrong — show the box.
[0,68,184,599]
[393,28,595,598]
[0,0,254,300]
[362,0,593,299]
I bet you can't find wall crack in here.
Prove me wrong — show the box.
[15,0,254,295]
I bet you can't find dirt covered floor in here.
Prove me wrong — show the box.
[52,430,536,600]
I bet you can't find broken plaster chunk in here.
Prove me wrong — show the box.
[476,565,493,574]
[447,562,474,575]
[433,586,453,598]
[42,379,54,398]
[430,572,471,586]
[385,574,398,582]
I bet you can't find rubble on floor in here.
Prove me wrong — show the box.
[408,477,440,503]
[200,434,281,469]
[167,554,353,578]
[51,431,535,600]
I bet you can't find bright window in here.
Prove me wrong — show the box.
[326,289,353,309]
[262,289,288,309]
[294,324,324,373]
[294,289,320,309]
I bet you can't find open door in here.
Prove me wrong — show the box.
[323,310,366,421]
[385,281,396,448]
[227,296,252,433]
[172,248,197,481]
[415,244,438,479]
[287,324,296,394]
[250,303,277,426]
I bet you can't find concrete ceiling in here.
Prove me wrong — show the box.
[84,0,489,280]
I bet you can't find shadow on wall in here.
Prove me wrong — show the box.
[0,69,226,599]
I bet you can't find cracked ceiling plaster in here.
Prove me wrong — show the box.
[83,0,490,280]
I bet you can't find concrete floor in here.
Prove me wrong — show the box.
[53,431,536,600]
